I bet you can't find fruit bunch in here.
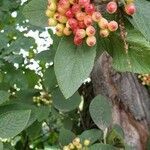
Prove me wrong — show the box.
[45,0,136,47]
[63,137,90,150]
[33,91,52,106]
[138,74,150,86]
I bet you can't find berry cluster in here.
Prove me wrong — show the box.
[45,0,136,46]
[138,74,150,86]
[63,137,90,150]
[33,91,52,106]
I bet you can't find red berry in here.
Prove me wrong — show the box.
[78,21,86,29]
[86,36,96,47]
[71,4,81,14]
[75,29,86,39]
[86,25,96,36]
[74,36,83,45]
[66,9,74,18]
[92,11,102,22]
[57,5,67,14]
[85,4,95,15]
[78,0,90,7]
[106,1,117,14]
[108,21,118,31]
[68,18,78,29]
[59,0,70,9]
[84,15,93,27]
[125,3,136,15]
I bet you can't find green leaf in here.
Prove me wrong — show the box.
[79,129,103,144]
[52,88,81,112]
[0,141,3,150]
[129,0,150,41]
[59,128,76,146]
[89,143,115,150]
[0,110,31,138]
[54,36,96,98]
[111,30,150,73]
[89,95,112,131]
[23,0,48,27]
[0,91,9,105]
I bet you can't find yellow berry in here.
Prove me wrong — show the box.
[83,139,90,146]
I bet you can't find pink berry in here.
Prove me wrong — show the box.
[84,15,93,27]
[68,18,78,29]
[106,1,117,14]
[75,12,86,21]
[108,21,118,31]
[66,9,74,18]
[57,5,67,14]
[59,0,70,9]
[71,4,81,14]
[86,36,96,47]
[92,11,102,22]
[85,4,95,15]
[78,21,86,29]
[75,29,86,39]
[125,3,136,15]
[86,26,96,36]
[78,0,90,7]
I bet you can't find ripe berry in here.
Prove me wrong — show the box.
[100,29,109,37]
[76,29,86,39]
[86,25,96,36]
[68,18,78,29]
[108,21,118,31]
[75,12,86,21]
[66,9,74,18]
[98,18,108,29]
[84,15,93,26]
[59,0,70,9]
[92,11,102,22]
[45,9,55,17]
[48,18,57,26]
[86,36,96,47]
[125,3,136,15]
[71,4,81,14]
[74,36,83,45]
[85,4,95,15]
[63,27,72,36]
[106,1,117,14]
[57,5,67,14]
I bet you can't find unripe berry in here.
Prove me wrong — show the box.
[79,0,90,7]
[68,143,75,149]
[55,31,64,36]
[76,29,86,39]
[48,18,57,26]
[69,0,76,4]
[74,36,83,45]
[98,18,108,29]
[100,29,109,37]
[48,0,57,4]
[86,36,96,47]
[63,146,70,150]
[106,1,117,14]
[84,15,93,27]
[56,23,65,33]
[85,4,95,15]
[125,3,136,15]
[71,4,81,14]
[68,18,78,29]
[92,11,102,22]
[75,12,86,21]
[66,9,74,18]
[125,0,134,4]
[54,13,60,20]
[63,27,72,36]
[47,2,57,11]
[58,15,67,23]
[76,143,82,149]
[86,25,96,36]
[108,20,118,31]
[45,9,55,17]
[78,21,86,29]
[84,139,90,146]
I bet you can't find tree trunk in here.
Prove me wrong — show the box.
[91,52,150,150]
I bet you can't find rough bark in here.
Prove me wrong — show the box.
[91,52,150,150]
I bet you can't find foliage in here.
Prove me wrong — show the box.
[0,0,149,149]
